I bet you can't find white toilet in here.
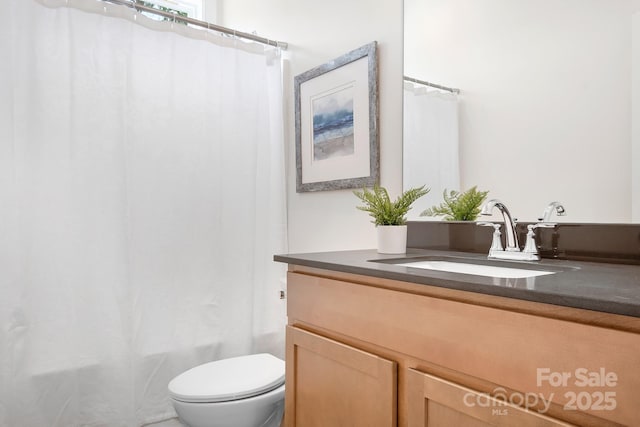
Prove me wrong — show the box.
[168,353,285,427]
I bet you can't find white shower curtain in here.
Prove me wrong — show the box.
[0,1,287,426]
[403,82,460,219]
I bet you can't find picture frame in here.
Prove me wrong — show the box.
[294,41,379,192]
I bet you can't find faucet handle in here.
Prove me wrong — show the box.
[477,221,499,228]
[523,222,556,257]
[529,222,557,230]
[477,222,504,252]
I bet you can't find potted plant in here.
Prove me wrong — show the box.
[420,186,489,221]
[354,184,430,254]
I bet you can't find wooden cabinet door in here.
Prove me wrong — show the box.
[285,326,397,427]
[406,369,573,427]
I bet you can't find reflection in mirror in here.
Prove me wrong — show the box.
[404,0,640,223]
[403,78,460,220]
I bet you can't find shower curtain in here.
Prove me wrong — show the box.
[403,82,460,219]
[0,1,287,426]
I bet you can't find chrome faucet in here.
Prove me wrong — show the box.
[480,199,520,252]
[539,201,566,222]
[478,200,567,261]
[478,199,542,261]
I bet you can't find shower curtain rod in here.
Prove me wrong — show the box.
[404,76,460,94]
[103,0,288,50]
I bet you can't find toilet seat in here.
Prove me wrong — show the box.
[168,353,285,404]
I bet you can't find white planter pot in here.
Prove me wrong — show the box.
[376,225,407,254]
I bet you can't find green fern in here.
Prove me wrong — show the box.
[354,185,430,226]
[421,186,489,221]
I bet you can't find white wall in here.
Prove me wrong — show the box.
[406,0,635,223]
[217,1,403,252]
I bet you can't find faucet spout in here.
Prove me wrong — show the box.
[539,201,566,222]
[480,199,519,251]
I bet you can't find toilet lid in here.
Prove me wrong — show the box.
[168,353,285,403]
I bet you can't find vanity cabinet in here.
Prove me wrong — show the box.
[283,265,640,427]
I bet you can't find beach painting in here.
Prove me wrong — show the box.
[311,85,355,161]
[294,41,378,192]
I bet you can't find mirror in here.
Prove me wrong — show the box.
[403,0,640,223]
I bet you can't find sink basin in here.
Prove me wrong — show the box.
[393,260,555,279]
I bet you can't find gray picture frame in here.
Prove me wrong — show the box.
[294,41,379,192]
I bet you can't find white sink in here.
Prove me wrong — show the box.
[395,260,555,279]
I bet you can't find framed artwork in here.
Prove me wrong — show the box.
[294,41,379,192]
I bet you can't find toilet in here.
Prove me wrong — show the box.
[168,353,285,427]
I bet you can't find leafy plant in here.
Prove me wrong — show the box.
[354,184,430,226]
[420,186,489,221]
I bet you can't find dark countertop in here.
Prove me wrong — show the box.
[274,248,640,318]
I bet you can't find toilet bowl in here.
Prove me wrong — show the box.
[168,353,285,427]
